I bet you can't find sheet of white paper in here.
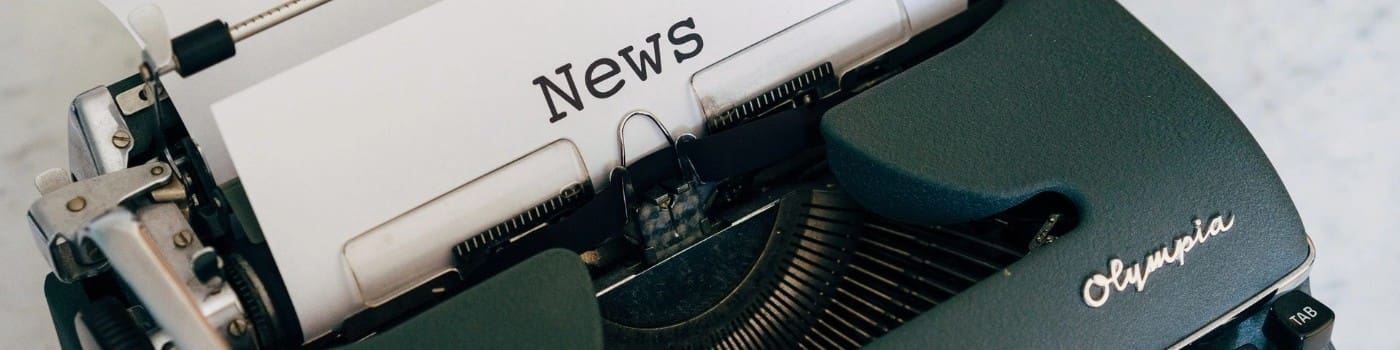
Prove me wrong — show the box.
[99,0,447,184]
[212,0,844,339]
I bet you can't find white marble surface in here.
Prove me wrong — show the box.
[1,1,143,349]
[1,0,1395,348]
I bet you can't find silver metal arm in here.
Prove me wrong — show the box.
[28,162,173,282]
[78,210,231,350]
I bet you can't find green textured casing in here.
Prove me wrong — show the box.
[346,249,602,349]
[824,0,1310,348]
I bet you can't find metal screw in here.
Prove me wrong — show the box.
[173,230,193,248]
[112,130,132,149]
[227,318,249,337]
[66,197,86,212]
[151,165,165,176]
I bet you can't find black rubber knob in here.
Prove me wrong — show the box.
[191,247,224,283]
[172,20,235,77]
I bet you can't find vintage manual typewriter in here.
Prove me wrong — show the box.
[23,0,1333,348]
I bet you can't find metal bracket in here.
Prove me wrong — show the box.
[67,86,132,180]
[27,162,172,282]
[114,84,161,116]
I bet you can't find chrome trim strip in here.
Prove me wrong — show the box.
[1168,235,1316,349]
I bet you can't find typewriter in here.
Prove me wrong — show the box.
[24,0,1333,348]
